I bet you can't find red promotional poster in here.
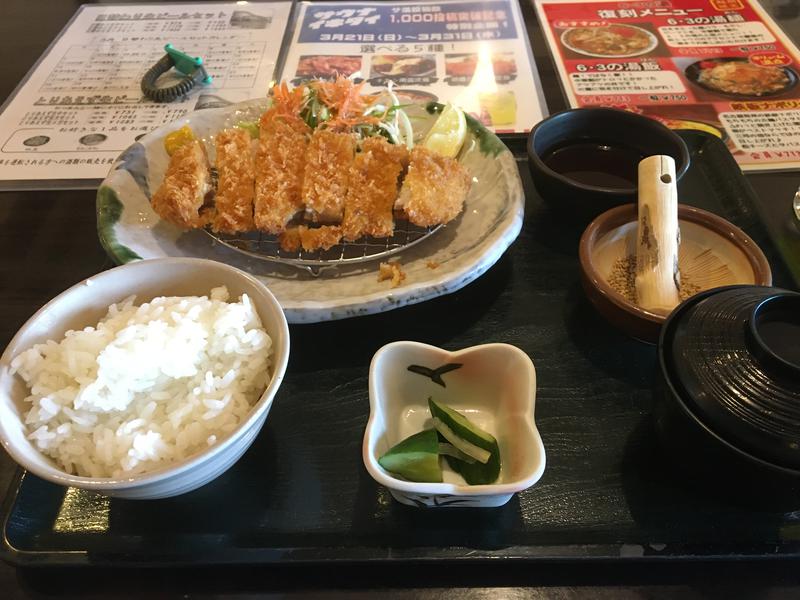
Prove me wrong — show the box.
[536,0,800,171]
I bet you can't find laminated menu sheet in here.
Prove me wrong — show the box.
[279,0,548,134]
[0,2,292,187]
[535,0,800,172]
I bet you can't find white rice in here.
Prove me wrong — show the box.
[11,286,272,478]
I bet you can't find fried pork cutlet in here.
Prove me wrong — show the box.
[302,129,355,223]
[212,128,255,233]
[342,137,408,241]
[254,117,310,234]
[151,139,212,229]
[396,146,471,227]
[278,225,343,253]
[277,227,302,252]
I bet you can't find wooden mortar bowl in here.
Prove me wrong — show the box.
[579,204,772,343]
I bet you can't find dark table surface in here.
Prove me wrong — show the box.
[1,0,800,597]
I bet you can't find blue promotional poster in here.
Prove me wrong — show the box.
[281,0,547,133]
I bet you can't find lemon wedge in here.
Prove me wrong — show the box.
[423,103,467,158]
[164,125,196,156]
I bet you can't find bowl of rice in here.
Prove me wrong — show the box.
[0,257,289,499]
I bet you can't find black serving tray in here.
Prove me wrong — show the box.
[3,132,800,567]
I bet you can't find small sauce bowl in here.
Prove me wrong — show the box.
[363,341,545,508]
[527,107,690,222]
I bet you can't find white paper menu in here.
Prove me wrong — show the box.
[279,0,548,134]
[0,2,292,187]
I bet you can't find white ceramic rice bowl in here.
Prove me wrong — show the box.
[0,257,289,499]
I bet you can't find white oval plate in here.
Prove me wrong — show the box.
[97,100,524,323]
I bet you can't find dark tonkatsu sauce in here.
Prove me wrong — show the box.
[542,141,644,189]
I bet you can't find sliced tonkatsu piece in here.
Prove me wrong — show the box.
[342,137,408,241]
[300,225,343,252]
[212,128,255,234]
[302,129,355,224]
[277,227,302,253]
[254,116,310,234]
[151,139,212,229]
[395,146,471,227]
[278,225,343,253]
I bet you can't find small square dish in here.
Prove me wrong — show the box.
[363,341,545,507]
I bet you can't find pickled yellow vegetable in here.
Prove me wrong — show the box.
[164,125,196,156]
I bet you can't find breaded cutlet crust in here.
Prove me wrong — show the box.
[397,146,471,227]
[151,140,211,229]
[377,261,406,287]
[254,117,310,234]
[302,130,355,223]
[213,128,255,233]
[277,227,302,252]
[342,137,408,241]
[278,225,343,252]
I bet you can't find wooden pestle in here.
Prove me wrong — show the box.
[635,155,681,314]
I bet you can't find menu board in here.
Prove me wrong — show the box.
[0,2,291,186]
[280,0,548,134]
[536,0,800,172]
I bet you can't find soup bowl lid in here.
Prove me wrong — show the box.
[661,285,800,471]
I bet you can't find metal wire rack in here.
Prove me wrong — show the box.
[205,220,440,277]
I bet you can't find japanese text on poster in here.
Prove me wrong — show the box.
[0,2,291,185]
[280,0,547,134]
[535,0,800,172]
